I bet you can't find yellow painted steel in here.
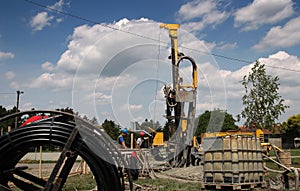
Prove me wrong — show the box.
[152,132,164,146]
[181,119,187,132]
[160,23,180,91]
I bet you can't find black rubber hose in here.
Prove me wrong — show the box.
[0,110,132,191]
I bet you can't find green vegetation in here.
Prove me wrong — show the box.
[135,178,202,191]
[62,174,96,191]
[195,109,238,136]
[282,114,300,141]
[101,119,121,140]
[44,173,202,191]
[238,61,289,130]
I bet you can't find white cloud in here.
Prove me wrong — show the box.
[121,104,143,111]
[30,12,54,31]
[0,51,14,60]
[28,72,73,90]
[29,0,66,31]
[178,0,229,32]
[41,61,56,71]
[253,16,300,50]
[9,81,19,89]
[89,92,112,105]
[234,0,294,31]
[22,102,33,110]
[177,0,215,21]
[48,0,65,11]
[26,18,300,127]
[216,41,238,50]
[5,71,15,80]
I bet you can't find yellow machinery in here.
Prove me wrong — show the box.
[202,129,264,141]
[152,132,164,146]
[201,129,265,143]
[156,24,198,167]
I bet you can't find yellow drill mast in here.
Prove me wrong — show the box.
[160,23,198,167]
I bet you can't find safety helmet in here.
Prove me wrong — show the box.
[122,128,129,135]
[139,131,145,137]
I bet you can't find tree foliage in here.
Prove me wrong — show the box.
[163,121,175,141]
[238,61,289,129]
[195,109,238,136]
[140,118,161,131]
[101,119,120,140]
[282,114,300,138]
[0,106,17,132]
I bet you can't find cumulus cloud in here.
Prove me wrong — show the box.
[30,0,66,31]
[28,72,73,91]
[0,51,14,60]
[234,0,294,31]
[177,0,215,21]
[216,41,238,50]
[253,16,300,50]
[121,104,143,111]
[177,0,229,32]
[48,0,65,11]
[9,81,19,89]
[30,12,54,31]
[88,92,112,105]
[26,18,300,127]
[5,71,15,80]
[41,61,56,71]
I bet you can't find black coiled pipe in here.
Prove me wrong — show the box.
[0,110,132,191]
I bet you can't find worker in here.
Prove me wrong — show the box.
[136,131,145,149]
[118,128,128,149]
[129,151,139,180]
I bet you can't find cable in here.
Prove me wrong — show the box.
[265,65,300,72]
[24,0,159,43]
[153,28,162,125]
[23,0,300,73]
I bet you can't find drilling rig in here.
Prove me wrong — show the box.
[160,24,198,167]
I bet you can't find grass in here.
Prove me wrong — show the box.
[60,174,203,191]
[62,174,96,191]
[15,148,300,190]
[264,148,300,180]
[135,178,202,191]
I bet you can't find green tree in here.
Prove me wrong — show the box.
[282,114,300,137]
[0,106,17,132]
[238,61,289,129]
[195,109,238,136]
[140,119,162,131]
[90,117,98,125]
[281,114,300,148]
[56,107,74,114]
[163,121,175,141]
[101,119,120,140]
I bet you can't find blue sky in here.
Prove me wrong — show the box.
[1,0,300,129]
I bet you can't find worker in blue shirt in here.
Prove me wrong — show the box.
[118,128,129,149]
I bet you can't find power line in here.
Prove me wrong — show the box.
[265,65,300,72]
[23,0,300,73]
[0,93,15,95]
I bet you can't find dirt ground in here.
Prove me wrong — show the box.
[154,166,203,182]
[16,161,298,191]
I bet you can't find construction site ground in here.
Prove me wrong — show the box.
[16,161,297,191]
[16,151,300,190]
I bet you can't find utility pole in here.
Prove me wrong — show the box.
[15,90,24,128]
